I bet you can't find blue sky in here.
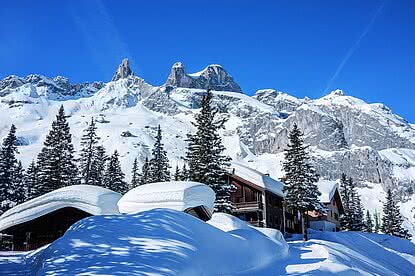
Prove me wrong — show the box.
[0,0,414,122]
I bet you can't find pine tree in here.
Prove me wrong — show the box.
[282,123,321,241]
[103,150,128,194]
[89,145,107,187]
[339,173,352,230]
[147,125,171,183]
[25,160,38,200]
[36,106,78,196]
[186,90,234,213]
[382,189,411,239]
[0,124,20,212]
[140,157,150,185]
[130,157,141,188]
[364,210,373,233]
[174,165,181,181]
[79,118,100,185]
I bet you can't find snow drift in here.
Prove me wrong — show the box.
[30,209,284,275]
[0,185,121,232]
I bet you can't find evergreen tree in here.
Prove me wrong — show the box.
[11,161,25,206]
[364,210,373,233]
[79,118,100,185]
[181,163,189,181]
[282,123,321,241]
[140,157,150,185]
[0,124,20,212]
[349,176,364,231]
[89,145,107,187]
[339,173,352,230]
[36,106,78,196]
[25,160,38,200]
[130,157,141,188]
[103,150,128,194]
[382,189,411,239]
[186,90,234,213]
[147,125,170,183]
[174,165,181,181]
[374,210,381,233]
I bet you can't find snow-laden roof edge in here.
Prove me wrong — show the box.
[0,185,122,232]
[317,180,339,203]
[118,181,216,215]
[230,162,285,197]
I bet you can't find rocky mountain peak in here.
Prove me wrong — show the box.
[112,58,134,81]
[165,62,242,93]
[328,89,345,97]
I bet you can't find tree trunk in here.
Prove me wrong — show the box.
[302,211,308,241]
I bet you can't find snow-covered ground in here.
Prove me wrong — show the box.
[0,209,414,275]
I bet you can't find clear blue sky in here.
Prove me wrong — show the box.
[0,0,414,122]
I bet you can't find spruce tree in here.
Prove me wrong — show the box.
[140,157,150,185]
[174,165,181,181]
[147,125,171,183]
[25,160,38,200]
[130,157,141,188]
[282,123,321,241]
[382,189,411,239]
[339,173,352,230]
[374,210,381,233]
[186,90,234,213]
[0,124,20,212]
[11,161,25,206]
[349,177,364,231]
[79,118,100,185]
[89,145,107,187]
[36,106,78,195]
[103,150,128,194]
[364,210,373,233]
[181,163,189,181]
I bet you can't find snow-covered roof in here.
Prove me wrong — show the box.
[317,180,339,203]
[118,181,215,215]
[0,185,121,232]
[230,162,285,197]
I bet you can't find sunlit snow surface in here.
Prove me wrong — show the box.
[1,210,414,275]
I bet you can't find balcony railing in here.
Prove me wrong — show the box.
[234,201,263,211]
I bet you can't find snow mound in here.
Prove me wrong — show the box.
[118,181,215,215]
[31,209,284,275]
[0,185,121,231]
[208,213,289,258]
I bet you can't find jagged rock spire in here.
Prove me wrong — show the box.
[165,62,242,93]
[112,58,134,81]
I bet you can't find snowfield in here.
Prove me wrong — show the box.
[0,209,414,275]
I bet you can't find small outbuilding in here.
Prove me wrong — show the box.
[0,185,121,251]
[118,181,215,221]
[308,180,345,232]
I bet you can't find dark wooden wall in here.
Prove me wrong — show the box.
[1,207,91,251]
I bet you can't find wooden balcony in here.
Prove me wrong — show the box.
[234,201,263,212]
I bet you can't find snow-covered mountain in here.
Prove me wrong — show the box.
[1,59,415,239]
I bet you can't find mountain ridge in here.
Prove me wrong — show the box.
[0,59,414,239]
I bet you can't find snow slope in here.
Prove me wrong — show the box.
[281,230,415,275]
[1,211,414,275]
